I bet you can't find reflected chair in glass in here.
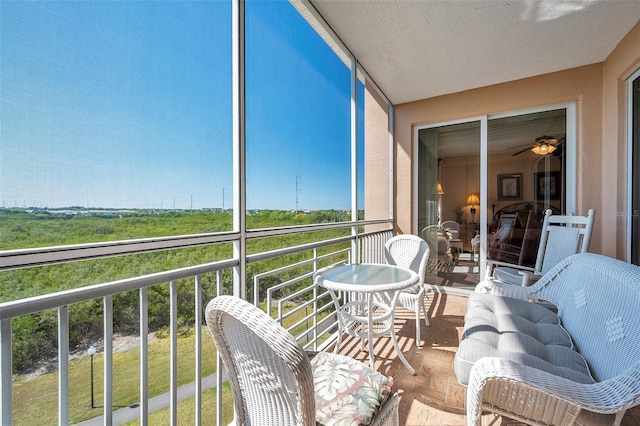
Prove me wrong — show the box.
[484,209,595,287]
[486,212,519,264]
[441,220,463,260]
[420,225,454,273]
[383,234,430,347]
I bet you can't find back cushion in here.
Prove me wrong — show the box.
[536,254,640,381]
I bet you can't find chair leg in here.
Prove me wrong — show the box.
[415,306,422,347]
[422,296,430,327]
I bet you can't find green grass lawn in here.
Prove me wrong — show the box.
[122,385,234,426]
[12,327,229,425]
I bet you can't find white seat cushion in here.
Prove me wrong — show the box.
[454,293,594,386]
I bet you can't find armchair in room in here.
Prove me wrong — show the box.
[486,212,518,263]
[483,209,596,287]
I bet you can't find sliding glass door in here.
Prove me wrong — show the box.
[486,109,568,271]
[629,70,640,265]
[416,104,575,293]
[416,120,481,291]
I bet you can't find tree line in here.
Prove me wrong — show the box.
[0,208,351,372]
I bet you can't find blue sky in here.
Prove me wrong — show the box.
[1,0,362,211]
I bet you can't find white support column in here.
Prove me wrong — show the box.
[389,105,395,226]
[233,0,247,298]
[351,58,359,262]
[479,116,488,280]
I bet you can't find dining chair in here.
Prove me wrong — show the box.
[485,209,596,287]
[206,295,399,426]
[440,220,460,238]
[441,220,463,260]
[420,225,454,273]
[383,234,430,347]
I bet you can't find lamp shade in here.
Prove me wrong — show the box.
[466,193,479,205]
[531,143,557,155]
[436,182,445,195]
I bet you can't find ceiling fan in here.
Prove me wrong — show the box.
[512,135,563,156]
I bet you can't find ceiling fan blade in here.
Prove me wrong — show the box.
[551,137,566,156]
[512,146,531,156]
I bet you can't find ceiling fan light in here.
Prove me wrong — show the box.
[531,143,557,155]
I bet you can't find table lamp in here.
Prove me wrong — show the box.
[467,193,479,223]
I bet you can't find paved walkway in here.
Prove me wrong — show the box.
[74,371,228,425]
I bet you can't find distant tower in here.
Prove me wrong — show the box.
[295,176,301,213]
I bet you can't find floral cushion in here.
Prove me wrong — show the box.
[310,351,393,425]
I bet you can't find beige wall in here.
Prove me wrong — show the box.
[394,64,604,250]
[602,20,640,259]
[438,154,561,226]
[364,82,391,229]
[392,21,640,259]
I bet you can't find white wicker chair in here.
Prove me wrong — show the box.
[484,209,595,287]
[383,234,430,347]
[206,295,399,426]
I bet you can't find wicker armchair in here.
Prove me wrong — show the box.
[206,295,399,426]
[383,234,430,347]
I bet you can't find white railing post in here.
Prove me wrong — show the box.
[58,306,69,426]
[140,287,149,426]
[170,280,178,425]
[104,295,113,425]
[0,319,11,425]
[194,275,202,426]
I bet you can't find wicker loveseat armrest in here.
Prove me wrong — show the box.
[467,357,640,426]
[485,259,535,272]
[474,276,537,300]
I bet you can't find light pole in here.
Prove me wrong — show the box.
[87,345,97,409]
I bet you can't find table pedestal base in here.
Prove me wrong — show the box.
[331,296,416,375]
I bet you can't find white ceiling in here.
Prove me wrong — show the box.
[310,0,640,105]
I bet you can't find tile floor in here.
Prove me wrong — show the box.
[330,291,640,426]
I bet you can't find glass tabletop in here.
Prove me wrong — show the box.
[315,263,418,293]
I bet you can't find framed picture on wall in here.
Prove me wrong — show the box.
[534,171,561,200]
[497,173,522,201]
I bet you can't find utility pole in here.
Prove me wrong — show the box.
[222,188,226,211]
[295,176,301,213]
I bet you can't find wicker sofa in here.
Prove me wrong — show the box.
[454,253,640,426]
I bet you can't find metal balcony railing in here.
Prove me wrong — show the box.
[0,226,392,425]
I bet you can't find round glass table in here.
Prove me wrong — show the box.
[314,263,418,375]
